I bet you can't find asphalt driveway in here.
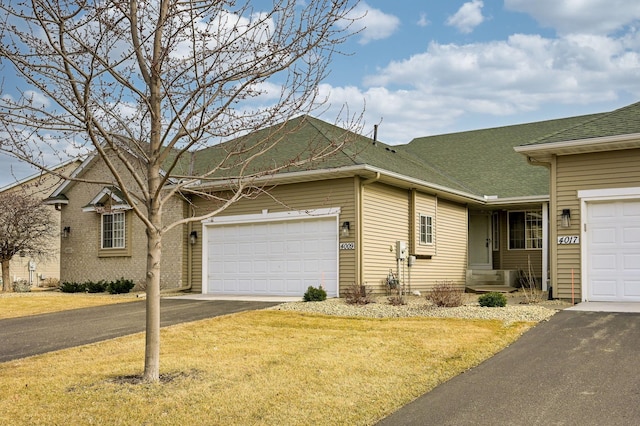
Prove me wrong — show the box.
[377,310,640,426]
[0,299,278,362]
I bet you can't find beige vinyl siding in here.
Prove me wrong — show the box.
[554,148,640,300]
[409,199,468,290]
[361,183,409,291]
[190,178,356,294]
[412,191,437,257]
[362,183,467,293]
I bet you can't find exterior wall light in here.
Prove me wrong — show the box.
[561,209,571,228]
[62,226,71,238]
[341,221,350,237]
[190,230,198,245]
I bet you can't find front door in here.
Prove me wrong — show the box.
[469,212,492,269]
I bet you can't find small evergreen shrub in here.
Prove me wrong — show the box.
[13,279,31,293]
[478,292,507,307]
[427,280,464,307]
[59,281,87,293]
[107,278,135,294]
[85,280,108,293]
[344,283,374,305]
[303,285,327,302]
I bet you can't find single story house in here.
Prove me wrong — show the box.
[1,160,80,287]
[47,102,639,302]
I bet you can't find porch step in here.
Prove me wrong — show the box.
[465,285,518,294]
[465,269,518,293]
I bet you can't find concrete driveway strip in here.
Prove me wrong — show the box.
[0,299,277,363]
[377,310,640,426]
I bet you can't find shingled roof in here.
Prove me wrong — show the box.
[520,101,640,146]
[401,113,602,198]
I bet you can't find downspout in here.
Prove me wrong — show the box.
[525,155,554,296]
[358,172,381,286]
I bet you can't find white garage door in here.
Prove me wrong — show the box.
[206,217,338,297]
[587,200,640,301]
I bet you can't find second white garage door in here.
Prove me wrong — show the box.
[206,217,338,297]
[587,199,640,301]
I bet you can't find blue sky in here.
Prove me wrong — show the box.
[2,0,640,186]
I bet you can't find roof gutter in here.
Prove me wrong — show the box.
[515,132,640,159]
[184,164,486,204]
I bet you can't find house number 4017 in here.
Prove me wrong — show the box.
[340,242,355,250]
[557,236,580,244]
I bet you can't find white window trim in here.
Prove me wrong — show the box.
[419,214,434,245]
[101,211,126,249]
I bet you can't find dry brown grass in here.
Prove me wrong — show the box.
[0,292,139,319]
[0,309,534,425]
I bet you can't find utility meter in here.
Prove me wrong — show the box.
[395,241,407,260]
[408,255,416,267]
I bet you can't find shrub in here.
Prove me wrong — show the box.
[42,278,60,288]
[85,280,108,293]
[427,280,464,307]
[344,283,374,305]
[303,285,327,302]
[59,281,86,293]
[387,295,406,306]
[13,279,31,293]
[478,292,507,307]
[107,278,135,294]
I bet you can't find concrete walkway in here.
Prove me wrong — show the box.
[376,309,640,425]
[0,299,278,362]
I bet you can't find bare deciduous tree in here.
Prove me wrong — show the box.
[0,0,361,382]
[0,191,56,292]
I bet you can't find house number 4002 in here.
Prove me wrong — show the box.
[340,242,355,250]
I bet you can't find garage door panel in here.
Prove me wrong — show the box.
[591,280,617,298]
[207,217,338,297]
[623,227,640,243]
[587,199,640,302]
[623,280,640,297]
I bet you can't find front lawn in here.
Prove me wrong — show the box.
[0,292,140,320]
[0,309,535,425]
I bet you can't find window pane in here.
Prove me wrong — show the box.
[508,210,542,250]
[509,212,525,249]
[419,215,433,244]
[102,212,125,249]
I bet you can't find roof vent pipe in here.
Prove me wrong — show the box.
[373,124,378,145]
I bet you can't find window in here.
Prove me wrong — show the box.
[419,214,433,244]
[508,210,542,250]
[102,212,126,249]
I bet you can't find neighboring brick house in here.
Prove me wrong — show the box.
[47,103,640,302]
[1,160,80,287]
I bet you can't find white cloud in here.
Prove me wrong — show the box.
[505,0,640,35]
[446,0,485,34]
[417,13,430,28]
[339,2,400,45]
[318,30,640,143]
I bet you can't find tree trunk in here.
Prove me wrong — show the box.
[142,226,162,382]
[1,259,11,292]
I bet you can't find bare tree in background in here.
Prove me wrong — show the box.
[0,191,56,292]
[0,0,361,382]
